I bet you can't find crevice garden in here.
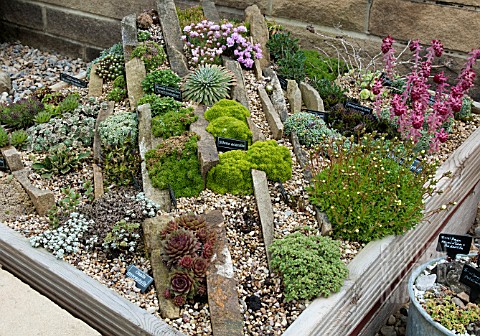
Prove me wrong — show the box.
[0,1,479,336]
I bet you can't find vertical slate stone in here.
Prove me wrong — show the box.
[121,14,138,61]
[156,0,189,77]
[201,0,221,22]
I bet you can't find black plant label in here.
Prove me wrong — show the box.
[277,75,288,90]
[460,264,480,302]
[345,101,373,115]
[125,265,153,293]
[305,109,329,123]
[216,137,248,152]
[380,72,393,87]
[168,184,177,209]
[60,73,87,88]
[436,233,472,259]
[154,84,183,101]
[276,179,290,204]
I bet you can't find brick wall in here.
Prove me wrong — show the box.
[1,0,479,96]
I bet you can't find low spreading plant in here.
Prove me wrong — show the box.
[9,130,29,149]
[99,112,138,147]
[101,137,141,187]
[310,78,347,111]
[47,187,82,228]
[142,69,181,94]
[32,144,90,178]
[55,93,80,115]
[182,20,262,68]
[160,214,217,307]
[0,97,44,130]
[113,75,126,89]
[102,221,141,253]
[276,50,306,83]
[284,112,342,147]
[152,107,197,138]
[145,132,204,198]
[0,127,8,147]
[107,87,127,102]
[267,31,299,61]
[308,133,444,243]
[182,64,235,105]
[137,94,182,118]
[131,41,167,72]
[374,36,480,152]
[269,230,348,301]
[176,5,205,30]
[137,30,151,42]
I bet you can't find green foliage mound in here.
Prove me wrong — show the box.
[247,140,292,182]
[308,134,440,242]
[145,133,203,197]
[207,150,255,195]
[207,140,292,195]
[131,41,167,72]
[303,49,347,82]
[152,107,197,138]
[0,97,44,130]
[176,6,205,30]
[206,116,252,144]
[0,127,9,147]
[204,99,250,123]
[99,112,138,147]
[269,231,348,301]
[310,78,347,111]
[142,69,181,94]
[284,112,342,147]
[137,95,182,118]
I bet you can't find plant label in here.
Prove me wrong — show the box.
[460,264,480,302]
[305,109,329,123]
[380,73,393,87]
[276,179,290,204]
[0,157,7,171]
[168,184,177,209]
[409,158,422,174]
[428,95,435,106]
[60,73,87,88]
[216,137,248,152]
[154,84,183,101]
[436,233,472,258]
[126,265,153,293]
[345,101,373,115]
[277,75,288,90]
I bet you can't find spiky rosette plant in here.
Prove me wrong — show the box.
[175,213,206,231]
[162,228,201,268]
[182,64,236,106]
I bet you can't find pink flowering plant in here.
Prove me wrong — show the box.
[181,20,262,69]
[373,35,480,152]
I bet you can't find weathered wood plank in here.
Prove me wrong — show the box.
[0,224,185,336]
[284,126,480,336]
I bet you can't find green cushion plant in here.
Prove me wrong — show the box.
[247,140,292,182]
[9,130,29,149]
[204,99,250,123]
[0,127,8,147]
[206,116,252,144]
[98,112,138,147]
[284,112,342,147]
[269,230,348,302]
[137,95,182,118]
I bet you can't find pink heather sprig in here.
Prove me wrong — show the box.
[376,36,479,152]
[381,35,396,78]
[182,20,262,69]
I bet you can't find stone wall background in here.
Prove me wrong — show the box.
[1,0,479,98]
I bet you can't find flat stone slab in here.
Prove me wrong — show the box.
[137,103,171,212]
[1,146,23,172]
[156,0,189,77]
[125,57,146,110]
[206,210,243,336]
[299,81,325,112]
[190,105,219,182]
[88,63,103,97]
[257,86,283,140]
[201,0,220,22]
[13,169,54,216]
[142,215,180,319]
[263,68,288,122]
[251,169,274,269]
[121,14,138,61]
[287,79,302,114]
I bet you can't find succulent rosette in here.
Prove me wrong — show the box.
[162,228,200,267]
[192,257,209,278]
[170,269,196,296]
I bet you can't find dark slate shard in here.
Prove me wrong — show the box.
[245,295,262,311]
